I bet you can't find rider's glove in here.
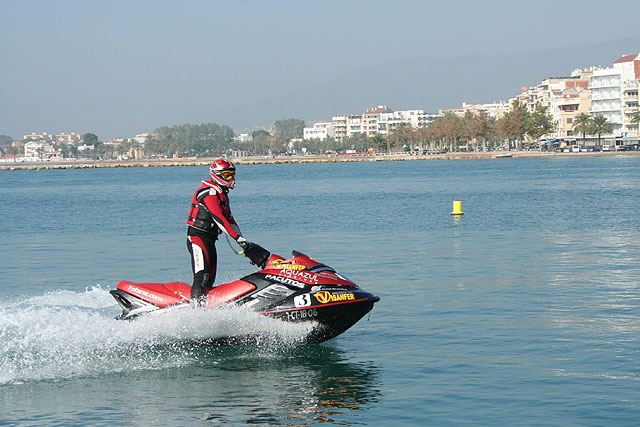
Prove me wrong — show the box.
[236,236,251,251]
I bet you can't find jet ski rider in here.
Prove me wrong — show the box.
[186,158,253,305]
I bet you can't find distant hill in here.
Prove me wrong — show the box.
[234,38,640,129]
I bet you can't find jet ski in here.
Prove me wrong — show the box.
[109,244,380,343]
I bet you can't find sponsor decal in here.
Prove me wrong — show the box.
[128,285,164,302]
[285,308,318,321]
[265,274,305,289]
[314,287,350,293]
[314,291,355,304]
[279,269,319,284]
[192,245,205,273]
[294,293,311,307]
[271,259,306,271]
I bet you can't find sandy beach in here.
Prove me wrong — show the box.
[1,150,638,171]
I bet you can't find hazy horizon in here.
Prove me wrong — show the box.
[2,0,640,140]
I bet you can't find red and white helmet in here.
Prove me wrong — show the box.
[209,158,236,189]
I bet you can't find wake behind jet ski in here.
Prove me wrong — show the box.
[110,246,380,344]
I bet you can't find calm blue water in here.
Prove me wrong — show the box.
[1,156,639,425]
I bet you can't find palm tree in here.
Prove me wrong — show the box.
[591,115,614,146]
[572,113,592,145]
[369,134,385,153]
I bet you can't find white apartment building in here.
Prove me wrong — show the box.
[346,115,363,137]
[378,109,437,135]
[331,107,438,139]
[361,106,392,136]
[440,101,509,119]
[623,79,639,138]
[590,68,624,136]
[590,53,640,139]
[332,116,348,140]
[24,141,61,161]
[303,122,335,141]
[134,133,150,144]
[234,133,253,143]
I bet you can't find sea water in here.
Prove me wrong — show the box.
[1,156,639,425]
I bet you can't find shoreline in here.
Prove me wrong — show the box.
[1,151,638,171]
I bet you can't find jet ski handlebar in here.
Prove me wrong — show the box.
[241,242,271,269]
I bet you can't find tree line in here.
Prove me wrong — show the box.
[139,101,560,157]
[4,103,633,159]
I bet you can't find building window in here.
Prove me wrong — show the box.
[567,130,574,136]
[567,118,573,124]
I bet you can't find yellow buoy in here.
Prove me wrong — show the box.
[451,200,464,215]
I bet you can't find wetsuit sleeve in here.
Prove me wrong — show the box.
[202,194,241,240]
[231,223,242,236]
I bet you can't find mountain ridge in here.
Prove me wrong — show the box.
[232,37,640,130]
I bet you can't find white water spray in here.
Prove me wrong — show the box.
[0,287,315,384]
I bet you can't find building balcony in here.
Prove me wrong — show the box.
[589,82,622,89]
[591,90,622,98]
[589,105,623,113]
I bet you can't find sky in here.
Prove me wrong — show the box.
[1,0,640,140]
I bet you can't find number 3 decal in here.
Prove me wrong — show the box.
[294,293,311,307]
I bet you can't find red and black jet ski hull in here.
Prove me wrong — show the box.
[110,250,380,344]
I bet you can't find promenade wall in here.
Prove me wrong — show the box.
[1,151,638,171]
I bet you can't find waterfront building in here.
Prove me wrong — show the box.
[23,141,61,161]
[77,144,95,153]
[23,132,54,142]
[346,115,363,137]
[0,154,25,163]
[378,109,437,135]
[56,132,82,144]
[303,122,335,141]
[331,116,348,140]
[553,69,594,140]
[233,133,253,143]
[329,107,437,139]
[557,87,592,139]
[508,69,594,142]
[623,79,640,139]
[23,131,83,145]
[590,53,640,141]
[440,101,509,119]
[361,106,392,137]
[590,67,624,137]
[134,133,150,144]
[514,78,569,115]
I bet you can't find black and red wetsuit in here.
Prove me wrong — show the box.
[186,180,241,303]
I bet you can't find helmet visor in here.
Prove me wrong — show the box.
[219,170,235,181]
